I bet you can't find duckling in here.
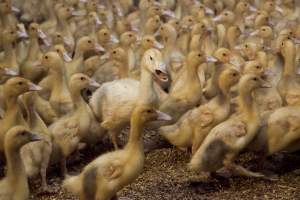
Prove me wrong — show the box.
[0,29,19,76]
[160,66,240,154]
[90,48,168,149]
[50,73,101,176]
[53,44,72,63]
[156,51,216,126]
[0,77,41,152]
[189,74,271,178]
[63,104,171,200]
[0,126,42,200]
[40,0,58,35]
[20,23,46,83]
[143,15,161,35]
[65,36,101,79]
[119,31,137,74]
[20,91,52,192]
[38,52,73,117]
[177,15,195,54]
[97,28,119,51]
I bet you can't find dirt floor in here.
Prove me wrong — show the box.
[28,132,300,200]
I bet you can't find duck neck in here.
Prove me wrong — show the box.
[58,16,71,34]
[218,80,231,103]
[70,88,86,109]
[126,117,144,151]
[138,67,156,105]
[116,60,128,79]
[73,46,84,60]
[186,61,200,81]
[283,52,295,77]
[238,88,256,118]
[5,146,27,184]
[27,35,40,60]
[4,42,16,63]
[5,94,18,110]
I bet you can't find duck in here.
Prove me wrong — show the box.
[38,52,73,117]
[160,66,240,154]
[0,29,20,76]
[0,77,41,152]
[0,126,42,200]
[53,44,73,63]
[97,28,119,51]
[65,36,102,79]
[154,51,217,127]
[177,15,195,54]
[119,31,137,74]
[40,0,58,35]
[90,48,168,149]
[50,73,101,176]
[20,91,52,192]
[277,39,300,106]
[63,104,171,200]
[189,74,271,178]
[20,23,46,83]
[143,15,161,35]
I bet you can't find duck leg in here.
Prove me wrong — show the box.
[223,153,265,178]
[40,142,52,192]
[109,130,119,149]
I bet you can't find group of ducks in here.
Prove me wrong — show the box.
[0,0,300,199]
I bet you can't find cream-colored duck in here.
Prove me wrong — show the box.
[189,74,271,178]
[277,39,300,106]
[0,126,42,200]
[156,51,217,125]
[177,15,195,54]
[65,36,102,79]
[20,23,46,83]
[97,28,119,51]
[50,73,100,175]
[0,77,41,152]
[119,31,137,74]
[90,48,168,149]
[0,1,18,29]
[63,104,171,200]
[20,91,52,192]
[160,66,240,154]
[38,52,73,117]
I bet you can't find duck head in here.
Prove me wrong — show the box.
[41,51,64,73]
[180,15,195,30]
[250,25,273,39]
[88,11,102,27]
[239,73,272,93]
[1,29,18,45]
[120,31,137,47]
[213,48,232,64]
[142,48,168,82]
[187,50,217,66]
[158,23,177,43]
[4,77,42,97]
[146,15,161,32]
[5,126,42,150]
[0,67,18,76]
[28,23,48,41]
[97,28,119,44]
[236,42,258,60]
[69,73,100,92]
[140,36,164,50]
[77,36,103,53]
[213,10,235,25]
[53,44,72,62]
[132,104,172,126]
[219,66,240,89]
[243,60,264,76]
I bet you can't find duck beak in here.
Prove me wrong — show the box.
[30,133,43,141]
[63,52,72,62]
[205,7,214,15]
[206,56,218,63]
[95,43,106,52]
[162,10,176,18]
[260,79,272,88]
[4,68,18,76]
[72,10,86,16]
[89,79,101,88]
[37,29,47,39]
[250,30,259,36]
[29,83,43,91]
[275,6,283,14]
[234,45,242,50]
[249,5,257,12]
[155,63,168,82]
[94,15,102,25]
[156,110,172,121]
[213,15,222,22]
[245,13,256,20]
[110,35,119,43]
[11,6,20,13]
[17,29,28,39]
[153,41,164,49]
[100,52,111,60]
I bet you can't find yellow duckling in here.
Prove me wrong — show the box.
[160,66,240,154]
[0,126,42,200]
[38,52,73,117]
[20,91,52,192]
[63,104,171,200]
[0,77,41,152]
[50,73,100,176]
[189,74,271,178]
[20,23,46,83]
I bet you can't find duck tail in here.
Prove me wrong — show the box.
[63,175,82,195]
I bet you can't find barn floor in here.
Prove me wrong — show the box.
[29,132,300,200]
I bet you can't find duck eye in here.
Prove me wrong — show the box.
[56,49,60,52]
[88,40,92,43]
[176,22,179,25]
[129,34,132,37]
[57,35,61,38]
[80,77,85,81]
[113,51,116,54]
[103,33,107,36]
[188,19,192,22]
[262,29,265,31]
[147,109,152,113]
[198,54,202,57]
[222,53,227,56]
[45,56,48,59]
[233,73,237,76]
[20,131,27,136]
[224,13,228,16]
[256,65,260,69]
[201,25,205,28]
[253,77,258,81]
[150,56,153,61]
[10,31,14,34]
[146,39,150,42]
[18,81,23,85]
